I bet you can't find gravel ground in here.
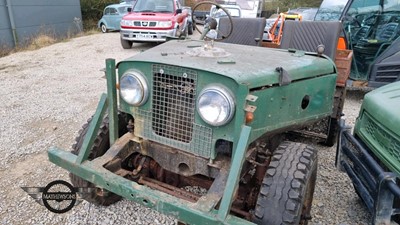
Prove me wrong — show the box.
[0,31,371,224]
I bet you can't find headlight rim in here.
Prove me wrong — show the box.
[119,70,149,106]
[197,84,235,127]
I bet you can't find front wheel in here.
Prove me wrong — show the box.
[69,113,130,206]
[120,38,133,49]
[253,141,317,225]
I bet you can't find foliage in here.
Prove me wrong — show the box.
[80,0,118,30]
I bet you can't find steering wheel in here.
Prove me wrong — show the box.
[192,1,233,41]
[343,15,362,28]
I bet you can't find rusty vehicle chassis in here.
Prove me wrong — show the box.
[48,59,264,225]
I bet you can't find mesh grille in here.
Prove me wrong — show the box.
[363,114,400,162]
[152,65,196,143]
[134,65,213,158]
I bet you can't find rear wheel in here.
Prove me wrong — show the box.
[69,113,130,206]
[100,23,108,33]
[253,141,317,225]
[121,38,133,49]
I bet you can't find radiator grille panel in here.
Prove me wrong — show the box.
[362,113,400,162]
[152,68,196,143]
[134,65,212,158]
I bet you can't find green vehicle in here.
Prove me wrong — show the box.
[315,0,400,88]
[48,4,342,225]
[337,81,400,224]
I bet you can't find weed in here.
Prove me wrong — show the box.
[26,34,56,51]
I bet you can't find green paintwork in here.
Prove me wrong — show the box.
[48,39,338,224]
[355,81,400,175]
[218,125,251,220]
[248,74,337,142]
[48,139,255,225]
[75,94,108,164]
[106,59,118,146]
[117,40,335,89]
[117,40,337,159]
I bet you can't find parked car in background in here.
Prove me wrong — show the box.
[98,3,133,33]
[120,0,190,49]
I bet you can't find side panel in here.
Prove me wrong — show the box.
[248,74,337,142]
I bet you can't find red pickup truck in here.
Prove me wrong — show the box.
[120,0,189,49]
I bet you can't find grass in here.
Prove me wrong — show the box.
[26,34,56,51]
[0,23,100,58]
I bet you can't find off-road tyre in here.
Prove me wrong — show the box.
[100,23,108,33]
[69,113,130,206]
[253,141,317,225]
[121,38,133,49]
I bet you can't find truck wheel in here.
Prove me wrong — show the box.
[69,113,130,206]
[253,141,317,225]
[100,23,108,33]
[120,38,132,49]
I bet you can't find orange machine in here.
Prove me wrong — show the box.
[268,12,302,44]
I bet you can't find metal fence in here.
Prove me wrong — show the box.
[0,0,82,48]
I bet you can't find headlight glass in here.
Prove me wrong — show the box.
[120,71,148,106]
[198,85,235,126]
[158,21,172,27]
[121,20,132,26]
[121,20,127,26]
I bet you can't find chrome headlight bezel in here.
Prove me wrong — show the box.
[119,70,149,106]
[197,85,235,126]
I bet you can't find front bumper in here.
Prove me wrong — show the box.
[120,28,175,42]
[336,120,400,224]
[47,59,255,224]
[48,129,254,225]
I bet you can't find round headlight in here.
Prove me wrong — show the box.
[120,71,148,106]
[197,85,235,126]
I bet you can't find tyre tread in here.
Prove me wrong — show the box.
[253,141,317,225]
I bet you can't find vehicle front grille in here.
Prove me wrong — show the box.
[361,113,400,165]
[133,21,157,27]
[152,66,196,143]
[375,65,400,82]
[135,64,213,158]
